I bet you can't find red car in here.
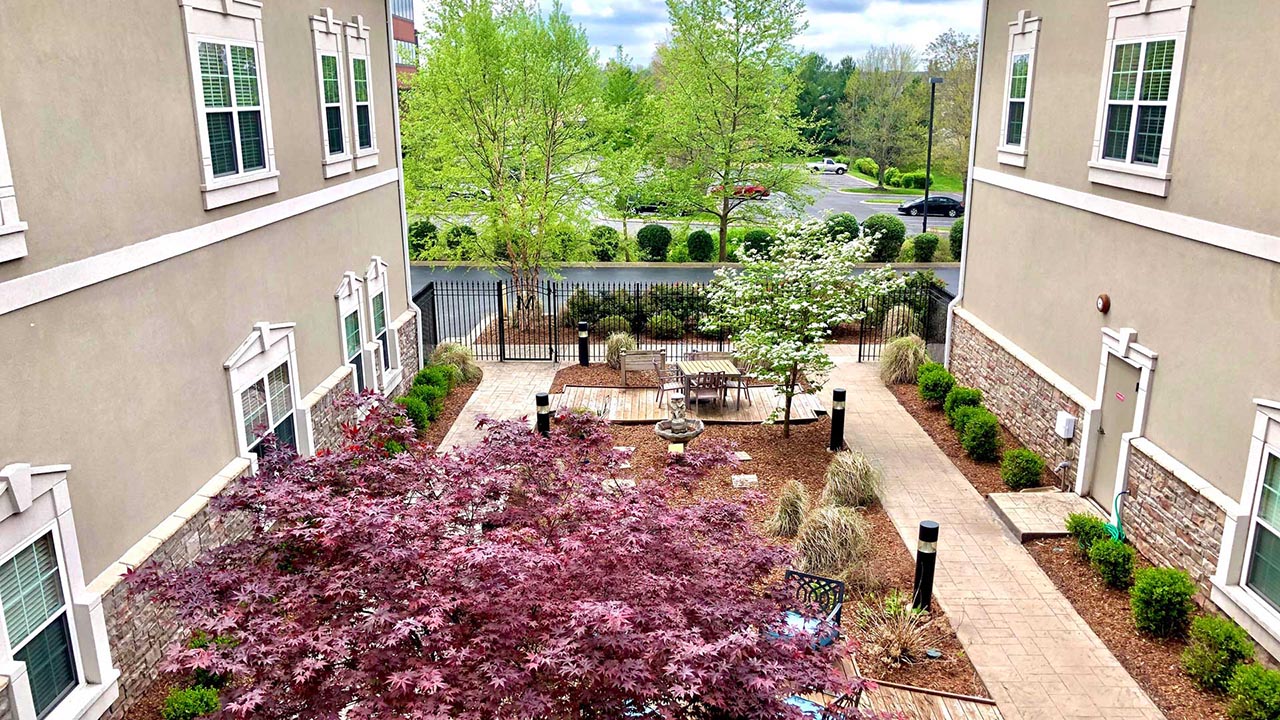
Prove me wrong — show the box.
[708,183,770,199]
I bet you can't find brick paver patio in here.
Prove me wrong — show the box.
[438,361,561,450]
[827,346,1164,720]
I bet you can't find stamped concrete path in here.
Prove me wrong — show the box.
[826,346,1164,720]
[438,361,560,450]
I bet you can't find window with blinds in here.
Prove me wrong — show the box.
[353,58,373,151]
[0,534,77,718]
[372,292,389,370]
[345,311,365,391]
[239,361,296,454]
[1102,39,1175,166]
[1004,53,1029,147]
[197,41,266,178]
[321,54,344,156]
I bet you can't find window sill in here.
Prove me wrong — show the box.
[997,146,1027,168]
[1087,161,1170,197]
[0,222,28,262]
[382,366,403,395]
[201,171,280,210]
[354,149,379,170]
[1210,579,1280,661]
[45,672,120,720]
[323,155,353,179]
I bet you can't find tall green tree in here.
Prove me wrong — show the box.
[594,47,653,246]
[839,45,926,189]
[925,30,978,185]
[650,0,812,261]
[795,53,855,155]
[402,0,601,317]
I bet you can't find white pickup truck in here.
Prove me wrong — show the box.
[807,158,847,174]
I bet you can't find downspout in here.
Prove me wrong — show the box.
[384,0,424,372]
[944,0,989,367]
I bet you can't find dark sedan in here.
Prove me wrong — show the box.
[897,196,964,217]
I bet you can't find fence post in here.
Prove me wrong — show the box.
[857,298,866,363]
[496,281,506,362]
[548,281,557,363]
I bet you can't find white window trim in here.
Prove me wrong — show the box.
[312,9,353,179]
[1212,400,1280,659]
[1088,0,1194,197]
[224,322,311,459]
[365,256,401,392]
[336,273,374,393]
[345,16,380,170]
[0,464,120,720]
[997,10,1041,168]
[0,106,28,263]
[178,0,280,210]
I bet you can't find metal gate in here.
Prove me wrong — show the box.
[498,281,557,361]
[856,284,954,363]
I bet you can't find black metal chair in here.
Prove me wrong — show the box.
[783,569,845,637]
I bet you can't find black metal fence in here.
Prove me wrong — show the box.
[413,279,953,364]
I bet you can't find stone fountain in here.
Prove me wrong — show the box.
[654,393,705,448]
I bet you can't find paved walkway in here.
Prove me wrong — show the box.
[826,346,1163,720]
[439,362,561,450]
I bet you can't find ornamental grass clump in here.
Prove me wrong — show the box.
[856,590,936,670]
[795,506,870,580]
[880,304,921,340]
[605,331,636,369]
[1131,566,1196,637]
[430,342,483,383]
[879,335,929,384]
[1183,615,1254,691]
[767,480,809,538]
[821,450,880,508]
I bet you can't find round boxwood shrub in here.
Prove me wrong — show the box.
[1001,448,1044,490]
[1228,664,1280,720]
[162,686,219,720]
[646,311,683,339]
[911,232,940,262]
[950,405,983,435]
[740,228,774,257]
[1131,566,1196,637]
[395,395,432,432]
[443,224,476,251]
[824,213,860,243]
[1183,615,1255,691]
[589,225,620,261]
[637,224,672,262]
[853,157,878,176]
[949,217,964,260]
[861,213,907,263]
[944,386,983,428]
[883,167,902,187]
[686,229,715,262]
[960,408,1001,462]
[408,219,438,258]
[1065,512,1108,557]
[1088,538,1135,589]
[597,315,631,335]
[916,362,955,404]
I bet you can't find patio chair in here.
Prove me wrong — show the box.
[724,359,753,408]
[619,349,666,387]
[780,569,845,646]
[688,372,727,408]
[655,366,685,405]
[694,351,735,362]
[782,691,862,718]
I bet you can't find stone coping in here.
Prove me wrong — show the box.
[302,364,355,410]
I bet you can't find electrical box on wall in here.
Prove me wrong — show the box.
[1056,411,1077,440]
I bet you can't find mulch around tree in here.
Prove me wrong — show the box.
[1026,537,1229,720]
[418,379,481,448]
[886,382,1061,496]
[604,420,987,698]
[121,673,185,720]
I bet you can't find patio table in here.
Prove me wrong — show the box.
[676,360,740,404]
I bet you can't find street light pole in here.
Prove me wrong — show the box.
[923,76,944,234]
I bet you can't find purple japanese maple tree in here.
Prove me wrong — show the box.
[132,405,883,719]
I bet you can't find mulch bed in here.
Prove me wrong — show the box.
[604,419,987,698]
[419,378,481,448]
[121,673,185,720]
[886,382,1061,496]
[1026,537,1229,720]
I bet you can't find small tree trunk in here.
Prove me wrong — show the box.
[782,364,799,438]
[718,201,730,262]
[511,266,541,330]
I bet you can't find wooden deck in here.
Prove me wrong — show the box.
[550,385,827,425]
[858,680,1003,720]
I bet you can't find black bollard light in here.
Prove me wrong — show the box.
[578,321,590,366]
[535,392,551,436]
[829,388,847,452]
[912,520,940,611]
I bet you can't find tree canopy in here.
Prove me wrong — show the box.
[839,45,926,189]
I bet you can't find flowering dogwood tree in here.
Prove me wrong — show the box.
[705,219,903,436]
[131,407,885,720]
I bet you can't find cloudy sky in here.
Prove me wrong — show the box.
[418,0,982,65]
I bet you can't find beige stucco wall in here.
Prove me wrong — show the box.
[0,182,406,577]
[976,0,1279,234]
[0,0,400,282]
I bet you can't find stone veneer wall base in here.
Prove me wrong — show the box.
[393,311,420,398]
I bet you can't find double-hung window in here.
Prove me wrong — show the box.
[0,105,28,262]
[1005,55,1029,146]
[345,17,379,169]
[179,0,278,209]
[321,55,344,157]
[371,292,389,371]
[336,272,370,393]
[344,311,366,392]
[312,9,353,178]
[240,360,297,454]
[997,11,1039,167]
[1088,0,1192,197]
[352,60,371,151]
[1247,453,1280,610]
[364,257,401,391]
[0,534,77,719]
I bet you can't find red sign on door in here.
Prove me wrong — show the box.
[1115,392,1126,402]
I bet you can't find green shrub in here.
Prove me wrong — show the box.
[911,233,939,262]
[430,342,482,383]
[1001,448,1044,490]
[1131,567,1196,637]
[667,240,691,263]
[853,157,878,176]
[960,409,1001,462]
[416,364,457,390]
[900,171,932,189]
[879,335,929,385]
[1065,513,1109,556]
[442,225,476,251]
[396,395,432,431]
[637,224,672,261]
[741,229,774,257]
[1183,615,1255,691]
[861,213,907,263]
[605,332,636,369]
[597,315,631,335]
[916,362,955,404]
[162,687,219,720]
[884,167,902,186]
[686,229,715,262]
[905,269,947,291]
[564,288,603,324]
[589,225,620,261]
[1088,539,1135,589]
[408,219,437,258]
[646,311,683,339]
[949,217,963,260]
[824,213,861,243]
[950,405,982,435]
[896,238,914,263]
[943,386,983,428]
[1228,664,1280,720]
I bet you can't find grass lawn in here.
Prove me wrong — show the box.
[862,198,900,204]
